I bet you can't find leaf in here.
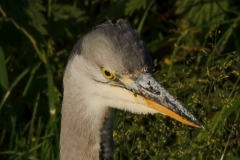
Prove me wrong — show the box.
[52,4,86,23]
[125,0,148,15]
[175,0,229,25]
[1,0,47,36]
[24,0,47,35]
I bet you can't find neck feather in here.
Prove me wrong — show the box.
[60,95,115,160]
[60,57,114,160]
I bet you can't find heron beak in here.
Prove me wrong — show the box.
[120,73,203,128]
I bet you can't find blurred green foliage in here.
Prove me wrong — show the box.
[0,0,240,159]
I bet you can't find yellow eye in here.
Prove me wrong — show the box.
[101,68,115,79]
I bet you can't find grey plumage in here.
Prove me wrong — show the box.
[70,19,152,74]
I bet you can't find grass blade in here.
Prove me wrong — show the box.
[0,46,9,93]
[23,63,41,97]
[27,93,40,149]
[0,68,30,111]
[137,0,155,32]
[194,75,240,144]
[46,65,56,118]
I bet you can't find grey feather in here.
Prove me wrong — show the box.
[70,19,152,74]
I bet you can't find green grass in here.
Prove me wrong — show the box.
[0,0,240,159]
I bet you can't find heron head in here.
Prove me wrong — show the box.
[66,19,203,128]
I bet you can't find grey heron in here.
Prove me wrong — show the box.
[60,19,203,160]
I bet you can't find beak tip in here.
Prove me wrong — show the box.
[200,124,205,129]
[194,120,204,129]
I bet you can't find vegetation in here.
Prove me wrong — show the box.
[0,0,239,159]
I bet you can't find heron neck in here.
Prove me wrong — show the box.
[60,78,114,159]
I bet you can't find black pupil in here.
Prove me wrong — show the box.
[104,70,111,77]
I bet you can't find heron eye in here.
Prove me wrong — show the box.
[104,70,111,76]
[101,68,115,79]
